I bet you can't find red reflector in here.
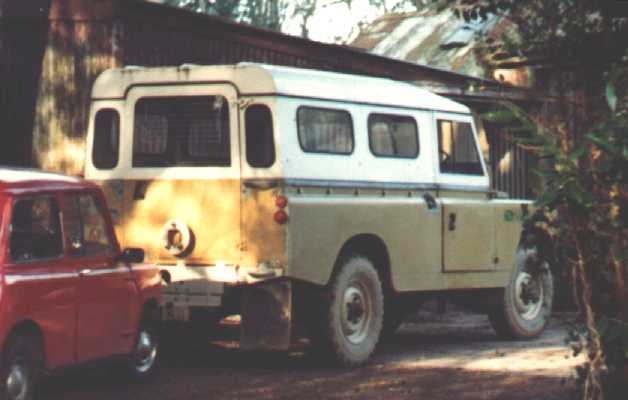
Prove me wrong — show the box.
[275,196,288,209]
[274,210,288,224]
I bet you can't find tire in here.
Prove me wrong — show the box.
[0,332,43,400]
[127,321,159,381]
[489,248,554,339]
[315,255,384,367]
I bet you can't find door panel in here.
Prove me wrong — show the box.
[62,193,137,362]
[120,85,242,266]
[3,194,77,368]
[441,199,496,272]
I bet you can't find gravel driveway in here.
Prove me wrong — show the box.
[42,311,581,400]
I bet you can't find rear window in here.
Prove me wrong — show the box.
[92,109,120,169]
[297,106,354,154]
[368,114,419,158]
[245,104,275,168]
[133,96,230,167]
[438,120,484,175]
[9,196,63,262]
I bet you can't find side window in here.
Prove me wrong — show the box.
[368,114,419,158]
[297,106,353,154]
[245,104,275,168]
[92,109,120,169]
[438,120,484,175]
[9,196,63,262]
[133,96,230,167]
[63,194,114,257]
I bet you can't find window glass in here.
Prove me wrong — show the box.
[245,104,275,168]
[297,107,353,154]
[93,109,120,169]
[438,120,484,175]
[133,96,230,167]
[9,196,63,262]
[63,194,114,257]
[368,114,419,158]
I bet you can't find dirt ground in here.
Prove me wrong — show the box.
[42,311,582,400]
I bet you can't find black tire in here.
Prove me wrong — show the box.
[0,332,43,400]
[489,248,554,339]
[127,321,159,381]
[315,255,384,367]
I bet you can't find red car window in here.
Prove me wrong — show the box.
[63,194,114,257]
[9,195,63,262]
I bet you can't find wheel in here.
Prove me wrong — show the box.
[127,321,159,380]
[489,248,554,339]
[0,332,43,400]
[315,255,384,366]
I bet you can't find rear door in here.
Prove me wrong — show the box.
[120,85,242,266]
[434,114,497,272]
[62,192,138,361]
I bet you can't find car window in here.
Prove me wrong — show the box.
[245,104,275,168]
[297,106,354,154]
[437,120,484,175]
[368,114,419,158]
[9,196,63,262]
[63,194,114,257]
[93,109,120,169]
[133,96,231,167]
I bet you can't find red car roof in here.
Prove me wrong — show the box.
[0,168,95,194]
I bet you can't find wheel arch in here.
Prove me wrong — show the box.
[141,298,160,323]
[2,320,45,365]
[331,233,393,294]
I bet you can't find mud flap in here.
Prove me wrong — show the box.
[240,279,292,351]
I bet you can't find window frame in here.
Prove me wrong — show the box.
[367,113,420,159]
[296,105,355,156]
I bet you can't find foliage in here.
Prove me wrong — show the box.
[455,1,628,398]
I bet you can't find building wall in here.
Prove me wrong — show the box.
[0,0,535,198]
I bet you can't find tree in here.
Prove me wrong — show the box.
[436,1,627,399]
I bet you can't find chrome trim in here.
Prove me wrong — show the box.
[4,272,78,285]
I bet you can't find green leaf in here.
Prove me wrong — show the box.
[586,133,622,156]
[535,189,559,208]
[606,81,618,112]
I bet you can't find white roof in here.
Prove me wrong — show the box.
[0,168,81,183]
[92,63,470,114]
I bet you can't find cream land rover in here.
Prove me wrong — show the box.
[84,63,553,366]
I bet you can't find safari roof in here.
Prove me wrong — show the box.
[91,63,470,114]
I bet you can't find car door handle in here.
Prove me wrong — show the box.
[448,213,457,231]
[78,268,93,277]
[423,193,438,210]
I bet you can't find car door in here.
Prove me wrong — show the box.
[2,194,78,367]
[434,114,497,272]
[62,191,138,362]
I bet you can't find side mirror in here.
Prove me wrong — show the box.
[117,248,145,264]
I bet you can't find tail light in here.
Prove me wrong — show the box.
[274,195,289,224]
[273,210,288,224]
[275,195,288,209]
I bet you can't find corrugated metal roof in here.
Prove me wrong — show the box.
[351,8,507,78]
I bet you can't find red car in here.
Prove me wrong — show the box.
[0,168,161,400]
